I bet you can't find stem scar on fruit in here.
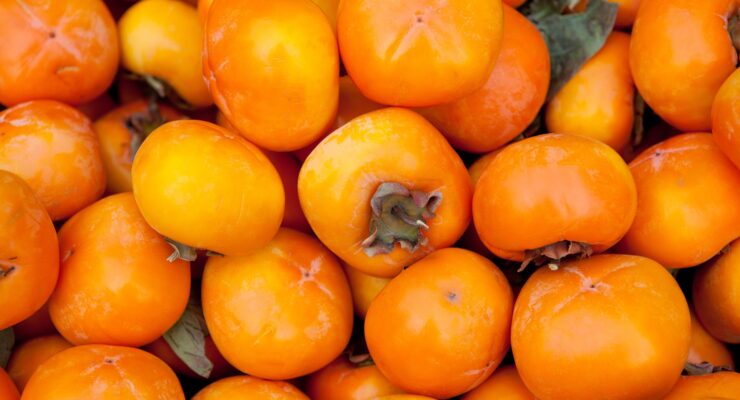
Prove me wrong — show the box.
[520,240,593,272]
[360,182,442,257]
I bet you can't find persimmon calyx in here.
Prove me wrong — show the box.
[361,182,442,257]
[165,238,198,262]
[684,361,733,376]
[126,99,165,160]
[0,258,17,279]
[730,10,740,54]
[519,240,592,272]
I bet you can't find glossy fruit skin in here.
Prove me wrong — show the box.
[630,0,738,131]
[575,0,641,28]
[94,100,186,194]
[365,248,513,398]
[0,171,59,331]
[473,133,637,261]
[143,336,235,380]
[458,150,502,258]
[204,0,339,151]
[663,372,740,399]
[546,32,633,151]
[461,365,535,400]
[687,311,735,368]
[192,376,308,400]
[132,120,284,256]
[305,356,404,400]
[21,345,185,399]
[119,0,213,108]
[421,5,549,153]
[338,0,502,107]
[198,0,339,31]
[0,368,19,400]
[11,303,56,343]
[263,151,312,233]
[49,193,191,346]
[6,335,72,392]
[344,265,391,318]
[0,0,118,106]
[202,228,353,380]
[0,100,106,220]
[299,108,472,278]
[693,239,740,343]
[619,133,740,268]
[512,254,690,400]
[712,68,740,169]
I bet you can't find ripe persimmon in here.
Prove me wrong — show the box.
[131,120,284,256]
[0,100,106,220]
[0,171,58,331]
[365,248,513,398]
[299,108,472,278]
[376,394,435,399]
[0,0,118,106]
[512,254,690,400]
[202,228,353,380]
[338,0,503,107]
[49,193,191,346]
[192,376,308,400]
[693,239,740,343]
[6,335,72,392]
[687,311,734,369]
[305,356,404,400]
[0,368,19,400]
[421,5,549,153]
[344,265,390,318]
[458,150,502,258]
[262,151,312,233]
[663,372,740,399]
[712,68,740,169]
[461,365,534,400]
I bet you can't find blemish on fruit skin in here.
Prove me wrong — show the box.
[446,291,458,303]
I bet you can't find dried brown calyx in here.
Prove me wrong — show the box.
[683,361,733,376]
[520,240,593,272]
[126,99,165,160]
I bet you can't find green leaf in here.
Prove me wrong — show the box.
[0,328,14,368]
[523,0,618,100]
[163,298,213,379]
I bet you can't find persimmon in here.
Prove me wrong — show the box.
[299,108,472,278]
[338,0,502,107]
[619,133,740,268]
[0,368,19,400]
[11,303,56,343]
[49,193,191,346]
[630,0,738,131]
[192,376,308,400]
[687,311,734,369]
[458,150,501,258]
[546,32,633,151]
[6,335,72,392]
[376,396,435,400]
[473,133,636,264]
[204,0,338,151]
[131,120,284,256]
[119,0,212,108]
[0,100,106,221]
[663,372,740,399]
[0,171,58,331]
[143,336,234,380]
[461,365,534,400]
[693,239,740,343]
[202,228,353,380]
[344,265,390,318]
[712,68,740,169]
[198,0,339,32]
[0,0,118,106]
[262,152,312,233]
[94,100,186,194]
[21,345,185,399]
[574,0,641,28]
[421,5,549,153]
[511,254,690,400]
[365,248,513,398]
[305,356,404,399]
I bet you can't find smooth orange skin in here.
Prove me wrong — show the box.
[7,335,72,392]
[546,32,634,151]
[0,0,118,106]
[693,239,740,343]
[712,68,740,169]
[132,120,284,256]
[94,101,186,194]
[49,193,191,346]
[0,100,106,220]
[687,311,735,368]
[204,0,339,151]
[0,171,59,331]
[0,368,19,400]
[198,0,339,32]
[458,150,502,258]
[421,5,549,153]
[193,376,308,400]
[344,265,391,318]
[202,228,353,380]
[143,336,235,380]
[575,0,641,28]
[663,372,740,399]
[299,108,472,278]
[338,0,502,107]
[11,303,56,343]
[21,345,185,399]
[512,254,690,400]
[473,133,637,261]
[365,248,513,399]
[618,133,740,268]
[461,365,535,400]
[305,356,404,400]
[630,0,738,131]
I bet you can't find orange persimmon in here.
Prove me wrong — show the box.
[663,372,740,399]
[192,376,308,400]
[712,68,740,169]
[693,239,740,343]
[461,365,535,400]
[305,356,404,400]
[6,335,72,392]
[687,310,735,368]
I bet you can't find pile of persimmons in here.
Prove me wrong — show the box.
[0,0,739,399]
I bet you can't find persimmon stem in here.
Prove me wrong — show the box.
[0,258,17,278]
[520,241,592,272]
[165,238,198,262]
[730,10,740,54]
[683,361,733,376]
[126,98,165,160]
